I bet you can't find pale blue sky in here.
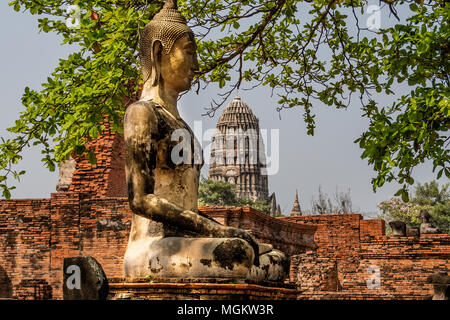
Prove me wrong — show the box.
[0,2,446,216]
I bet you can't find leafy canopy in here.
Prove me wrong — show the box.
[1,0,449,200]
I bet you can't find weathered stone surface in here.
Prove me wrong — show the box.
[406,226,420,237]
[426,272,450,300]
[124,237,253,279]
[96,218,130,231]
[63,256,108,300]
[420,210,441,234]
[56,158,76,192]
[389,221,406,236]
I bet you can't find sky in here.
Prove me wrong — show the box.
[0,2,447,217]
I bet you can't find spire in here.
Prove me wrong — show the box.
[208,96,269,202]
[290,189,302,216]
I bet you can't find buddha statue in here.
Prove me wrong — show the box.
[123,0,288,282]
[420,209,441,234]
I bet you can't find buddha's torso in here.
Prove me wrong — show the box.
[127,100,204,239]
[151,101,203,212]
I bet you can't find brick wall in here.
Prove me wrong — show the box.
[78,198,131,280]
[0,194,133,299]
[1,196,448,300]
[280,214,364,280]
[349,234,450,296]
[285,214,449,298]
[0,199,52,299]
[199,206,317,256]
[69,124,127,198]
[48,194,133,299]
[360,219,385,240]
[290,251,338,292]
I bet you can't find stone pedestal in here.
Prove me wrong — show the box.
[108,278,297,300]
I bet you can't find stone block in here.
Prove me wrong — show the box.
[426,272,450,300]
[63,256,108,300]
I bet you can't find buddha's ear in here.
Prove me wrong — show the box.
[150,40,162,87]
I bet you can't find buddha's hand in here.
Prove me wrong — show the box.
[218,225,260,267]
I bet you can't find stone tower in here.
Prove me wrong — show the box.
[208,96,269,201]
[290,190,302,216]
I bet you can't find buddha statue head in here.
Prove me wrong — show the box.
[140,0,198,93]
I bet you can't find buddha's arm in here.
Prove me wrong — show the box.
[124,103,260,262]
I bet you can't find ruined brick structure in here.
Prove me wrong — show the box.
[281,215,450,299]
[0,124,130,300]
[0,125,448,300]
[199,206,317,256]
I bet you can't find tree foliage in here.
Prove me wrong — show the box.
[1,0,449,199]
[198,178,238,206]
[198,178,271,214]
[378,180,450,233]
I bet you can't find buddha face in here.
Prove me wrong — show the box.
[160,33,198,93]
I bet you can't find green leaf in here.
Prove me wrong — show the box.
[3,188,11,200]
[87,151,97,165]
[437,169,443,179]
[401,190,410,202]
[409,3,418,12]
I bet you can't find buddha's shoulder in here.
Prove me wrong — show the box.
[126,99,161,112]
[125,100,161,119]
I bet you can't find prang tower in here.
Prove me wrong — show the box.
[208,97,269,202]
